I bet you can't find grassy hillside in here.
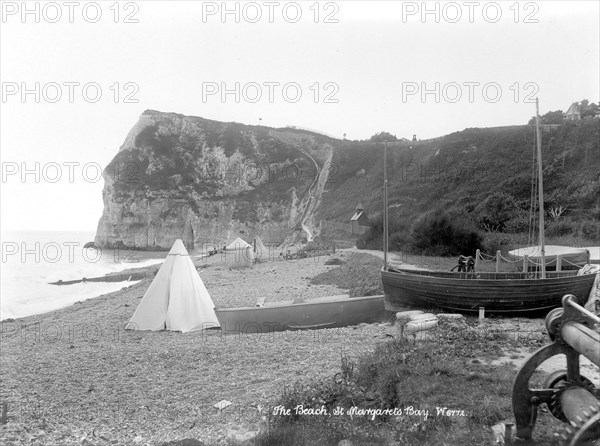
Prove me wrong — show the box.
[319,119,600,244]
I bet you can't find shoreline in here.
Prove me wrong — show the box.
[0,260,165,323]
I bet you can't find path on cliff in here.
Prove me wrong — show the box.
[269,130,324,242]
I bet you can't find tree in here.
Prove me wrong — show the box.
[542,110,565,124]
[475,192,520,232]
[579,99,599,119]
[528,110,564,125]
[369,131,398,142]
[411,210,483,256]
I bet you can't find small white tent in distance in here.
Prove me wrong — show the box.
[225,237,254,268]
[126,239,220,332]
[253,236,268,261]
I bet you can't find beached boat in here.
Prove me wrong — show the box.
[215,294,387,333]
[381,267,596,313]
[49,270,149,285]
[380,99,598,314]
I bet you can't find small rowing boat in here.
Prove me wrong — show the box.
[215,294,387,333]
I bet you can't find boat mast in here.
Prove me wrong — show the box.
[535,98,546,278]
[383,141,389,269]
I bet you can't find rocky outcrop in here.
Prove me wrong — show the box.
[95,110,334,250]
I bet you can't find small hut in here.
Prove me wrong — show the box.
[349,203,370,234]
[224,237,254,269]
[565,102,581,121]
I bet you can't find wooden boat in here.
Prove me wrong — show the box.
[380,99,598,314]
[215,294,387,333]
[49,270,148,285]
[381,267,596,313]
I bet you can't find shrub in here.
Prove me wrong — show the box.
[482,232,516,255]
[358,213,411,252]
[504,214,532,234]
[389,231,411,251]
[547,218,576,237]
[474,192,519,232]
[578,220,600,240]
[410,210,483,256]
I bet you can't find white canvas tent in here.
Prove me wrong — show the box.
[253,236,268,260]
[225,237,254,268]
[126,239,220,332]
[226,237,251,250]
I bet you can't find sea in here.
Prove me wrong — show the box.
[0,230,167,320]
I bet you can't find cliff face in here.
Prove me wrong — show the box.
[95,110,335,250]
[96,111,600,250]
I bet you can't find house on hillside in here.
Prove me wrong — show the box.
[349,203,370,234]
[565,102,581,121]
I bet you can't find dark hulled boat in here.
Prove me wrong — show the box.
[381,267,596,314]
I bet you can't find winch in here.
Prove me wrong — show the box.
[512,294,600,445]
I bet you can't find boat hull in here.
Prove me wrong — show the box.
[215,294,387,333]
[381,268,597,314]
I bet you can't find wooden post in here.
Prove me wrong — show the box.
[479,307,485,323]
[523,255,528,273]
[556,254,562,272]
[535,98,546,279]
[496,250,501,272]
[1,402,6,425]
[505,422,513,445]
[383,142,388,269]
[475,249,480,271]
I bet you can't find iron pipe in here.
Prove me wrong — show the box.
[561,321,600,367]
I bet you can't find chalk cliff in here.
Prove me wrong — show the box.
[94,110,335,250]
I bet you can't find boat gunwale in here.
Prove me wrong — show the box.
[215,294,385,312]
[381,266,590,284]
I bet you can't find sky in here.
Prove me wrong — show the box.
[0,0,599,232]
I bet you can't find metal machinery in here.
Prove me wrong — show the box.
[512,294,600,445]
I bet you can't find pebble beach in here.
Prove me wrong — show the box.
[2,249,597,446]
[1,251,400,446]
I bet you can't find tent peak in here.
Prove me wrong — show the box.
[226,237,251,250]
[168,239,190,256]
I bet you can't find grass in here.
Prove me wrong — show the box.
[251,317,551,446]
[310,253,384,296]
